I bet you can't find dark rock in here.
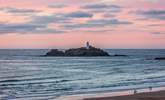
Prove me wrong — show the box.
[45,46,109,57]
[112,54,127,57]
[45,49,65,56]
[154,57,165,60]
[65,47,109,56]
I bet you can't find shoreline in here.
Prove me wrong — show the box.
[56,86,165,100]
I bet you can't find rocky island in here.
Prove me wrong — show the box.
[45,42,110,57]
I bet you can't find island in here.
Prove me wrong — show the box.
[45,42,110,57]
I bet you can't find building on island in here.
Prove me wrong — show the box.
[86,42,90,49]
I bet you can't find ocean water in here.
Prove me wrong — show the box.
[0,49,165,100]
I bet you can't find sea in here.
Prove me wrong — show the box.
[0,49,165,100]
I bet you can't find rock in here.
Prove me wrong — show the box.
[112,54,127,57]
[65,47,109,56]
[45,46,110,57]
[45,49,65,56]
[154,57,165,60]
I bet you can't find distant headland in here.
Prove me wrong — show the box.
[45,42,110,57]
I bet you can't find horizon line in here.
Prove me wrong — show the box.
[0,48,165,50]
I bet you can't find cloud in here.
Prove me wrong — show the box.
[0,22,64,34]
[0,10,94,34]
[84,29,114,33]
[144,0,161,3]
[48,4,67,8]
[148,24,164,27]
[29,11,93,25]
[0,7,41,14]
[63,19,132,29]
[65,11,93,18]
[82,3,121,9]
[30,14,68,25]
[0,22,43,34]
[82,3,110,9]
[81,3,122,13]
[152,32,164,34]
[88,19,132,25]
[0,4,131,35]
[136,10,165,20]
[32,28,65,34]
[0,10,95,34]
[103,13,116,18]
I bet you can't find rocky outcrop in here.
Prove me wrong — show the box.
[45,49,65,56]
[154,57,165,60]
[111,54,127,57]
[65,47,109,56]
[45,46,110,57]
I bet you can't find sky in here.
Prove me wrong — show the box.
[0,0,164,49]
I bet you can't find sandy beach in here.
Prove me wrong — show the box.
[57,87,165,100]
[83,90,165,100]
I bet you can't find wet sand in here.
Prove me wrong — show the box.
[57,87,165,100]
[83,90,165,100]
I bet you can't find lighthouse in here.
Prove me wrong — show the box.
[86,41,90,49]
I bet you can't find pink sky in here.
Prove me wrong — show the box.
[0,0,164,49]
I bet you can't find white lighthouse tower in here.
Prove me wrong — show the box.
[86,41,90,49]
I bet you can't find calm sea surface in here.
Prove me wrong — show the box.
[0,49,165,100]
